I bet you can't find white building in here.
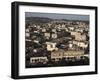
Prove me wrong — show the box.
[30,57,48,64]
[75,34,86,41]
[52,29,56,33]
[71,32,86,41]
[46,42,58,51]
[51,33,57,39]
[51,50,84,60]
[77,42,88,49]
[68,27,74,31]
[25,28,30,37]
[25,33,30,37]
[33,40,39,43]
[42,28,46,32]
[44,33,50,38]
[72,41,88,49]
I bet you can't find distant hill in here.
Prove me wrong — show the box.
[25,17,89,24]
[25,17,53,24]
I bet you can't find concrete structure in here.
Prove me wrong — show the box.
[25,28,30,37]
[30,57,48,64]
[51,49,84,60]
[71,32,86,41]
[42,28,46,32]
[51,33,57,39]
[46,42,58,51]
[44,32,50,39]
[72,41,88,49]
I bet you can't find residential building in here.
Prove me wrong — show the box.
[51,33,57,39]
[30,57,48,64]
[46,42,58,51]
[51,49,84,60]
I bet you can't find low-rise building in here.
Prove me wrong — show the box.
[71,32,86,41]
[72,40,88,49]
[25,28,30,37]
[51,49,84,60]
[42,28,46,32]
[44,32,50,39]
[51,33,57,39]
[46,42,58,51]
[68,27,74,31]
[30,57,48,64]
[52,29,56,33]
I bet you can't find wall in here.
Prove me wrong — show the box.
[0,0,99,81]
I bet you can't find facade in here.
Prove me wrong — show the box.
[71,32,86,41]
[75,34,86,41]
[51,50,85,60]
[25,28,30,38]
[46,42,58,51]
[51,33,57,39]
[44,32,50,39]
[30,57,48,64]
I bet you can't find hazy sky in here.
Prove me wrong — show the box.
[25,12,89,21]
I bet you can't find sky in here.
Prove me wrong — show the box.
[25,12,89,21]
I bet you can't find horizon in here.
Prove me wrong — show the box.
[25,12,89,21]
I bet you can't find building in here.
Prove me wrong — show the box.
[77,42,88,49]
[30,57,48,64]
[25,28,30,38]
[75,35,86,41]
[51,49,84,61]
[33,40,39,43]
[51,33,57,39]
[72,40,88,49]
[46,42,58,51]
[68,26,74,31]
[52,29,56,33]
[71,31,80,36]
[44,32,50,39]
[71,32,86,41]
[64,50,84,57]
[42,28,46,32]
[51,49,64,60]
[75,29,81,32]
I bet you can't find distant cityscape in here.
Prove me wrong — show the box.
[25,12,90,68]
